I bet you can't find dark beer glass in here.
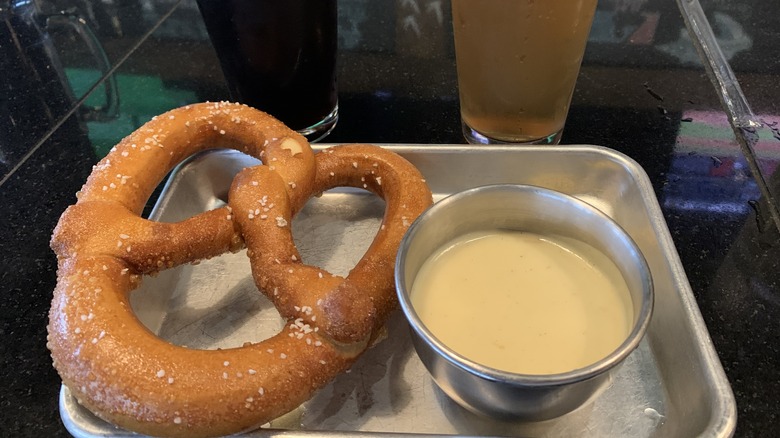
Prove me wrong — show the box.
[196,0,338,141]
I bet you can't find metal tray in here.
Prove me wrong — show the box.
[60,145,736,437]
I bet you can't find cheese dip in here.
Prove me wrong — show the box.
[410,229,633,375]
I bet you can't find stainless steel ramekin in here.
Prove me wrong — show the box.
[395,184,654,421]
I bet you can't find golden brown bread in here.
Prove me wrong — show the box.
[47,102,432,437]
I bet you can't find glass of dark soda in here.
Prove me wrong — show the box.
[196,0,338,141]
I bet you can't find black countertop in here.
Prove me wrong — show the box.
[2,0,779,436]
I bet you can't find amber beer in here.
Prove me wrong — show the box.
[196,0,338,141]
[452,0,598,144]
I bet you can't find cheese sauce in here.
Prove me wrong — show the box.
[410,230,633,375]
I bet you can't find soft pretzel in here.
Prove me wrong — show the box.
[47,102,433,437]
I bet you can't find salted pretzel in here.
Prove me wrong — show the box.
[47,102,433,438]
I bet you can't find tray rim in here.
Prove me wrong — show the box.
[59,144,737,438]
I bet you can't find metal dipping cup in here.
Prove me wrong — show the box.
[395,184,654,421]
[451,0,598,145]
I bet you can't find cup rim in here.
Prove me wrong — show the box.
[395,184,654,387]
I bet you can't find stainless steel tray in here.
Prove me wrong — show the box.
[59,145,736,437]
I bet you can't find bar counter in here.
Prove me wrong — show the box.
[2,0,778,436]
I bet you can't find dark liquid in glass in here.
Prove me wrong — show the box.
[196,0,337,131]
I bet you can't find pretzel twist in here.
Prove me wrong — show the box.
[47,102,432,437]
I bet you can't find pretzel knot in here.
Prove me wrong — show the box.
[47,102,433,438]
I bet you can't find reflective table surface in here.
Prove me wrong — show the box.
[1,0,778,436]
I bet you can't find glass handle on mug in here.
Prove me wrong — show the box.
[44,12,119,123]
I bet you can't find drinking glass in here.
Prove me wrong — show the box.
[452,0,598,144]
[196,0,338,141]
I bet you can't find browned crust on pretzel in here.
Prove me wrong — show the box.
[230,144,432,345]
[47,102,433,437]
[51,102,314,273]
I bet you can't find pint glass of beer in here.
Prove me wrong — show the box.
[452,0,597,144]
[196,0,338,141]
